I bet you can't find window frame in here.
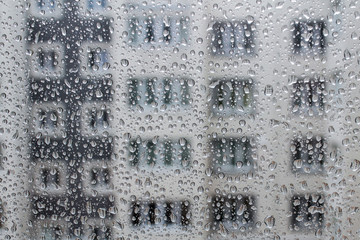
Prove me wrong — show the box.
[31,160,67,194]
[291,135,326,174]
[79,43,111,78]
[291,19,326,55]
[130,200,191,228]
[32,102,66,137]
[128,138,191,169]
[291,75,326,116]
[128,77,191,111]
[127,8,190,47]
[210,194,256,232]
[290,194,325,231]
[28,43,65,78]
[210,137,254,174]
[210,20,255,56]
[29,0,63,18]
[81,102,112,136]
[83,161,112,195]
[210,78,255,116]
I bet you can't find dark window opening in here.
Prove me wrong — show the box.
[291,137,325,174]
[211,195,255,230]
[128,79,139,106]
[38,0,55,9]
[211,138,252,173]
[181,201,190,226]
[145,18,155,43]
[89,109,109,130]
[131,202,142,226]
[292,77,325,115]
[39,109,59,130]
[37,50,56,70]
[41,168,60,188]
[291,195,324,231]
[163,141,173,166]
[129,140,140,166]
[163,18,171,43]
[212,21,254,56]
[90,168,110,186]
[292,21,326,55]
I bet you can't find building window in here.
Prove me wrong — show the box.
[33,104,65,136]
[291,136,325,174]
[38,108,59,131]
[90,168,110,187]
[33,162,65,193]
[41,168,60,189]
[144,17,155,43]
[211,195,255,231]
[210,79,254,115]
[37,0,56,10]
[29,43,64,77]
[131,201,190,227]
[128,78,190,108]
[292,20,326,55]
[129,139,190,168]
[291,194,324,231]
[88,0,106,10]
[131,202,142,227]
[36,49,58,72]
[88,108,110,130]
[90,226,111,240]
[129,16,189,45]
[211,137,253,174]
[291,76,325,116]
[164,201,190,226]
[37,50,57,70]
[82,105,111,135]
[87,48,109,72]
[211,21,255,56]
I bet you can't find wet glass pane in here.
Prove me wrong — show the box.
[0,0,359,239]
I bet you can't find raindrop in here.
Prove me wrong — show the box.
[264,216,275,228]
[350,159,360,171]
[98,208,107,219]
[102,62,110,70]
[268,161,277,171]
[344,49,351,60]
[293,159,303,169]
[121,59,129,67]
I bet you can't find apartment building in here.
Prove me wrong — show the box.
[0,0,358,239]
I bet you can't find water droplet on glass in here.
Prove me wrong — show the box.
[121,59,129,67]
[264,215,275,228]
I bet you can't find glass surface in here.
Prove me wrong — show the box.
[0,0,359,239]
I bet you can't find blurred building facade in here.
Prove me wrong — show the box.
[0,0,359,239]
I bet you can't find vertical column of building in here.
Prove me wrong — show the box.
[259,1,329,238]
[26,0,114,238]
[203,0,335,239]
[111,1,207,239]
[203,1,260,239]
